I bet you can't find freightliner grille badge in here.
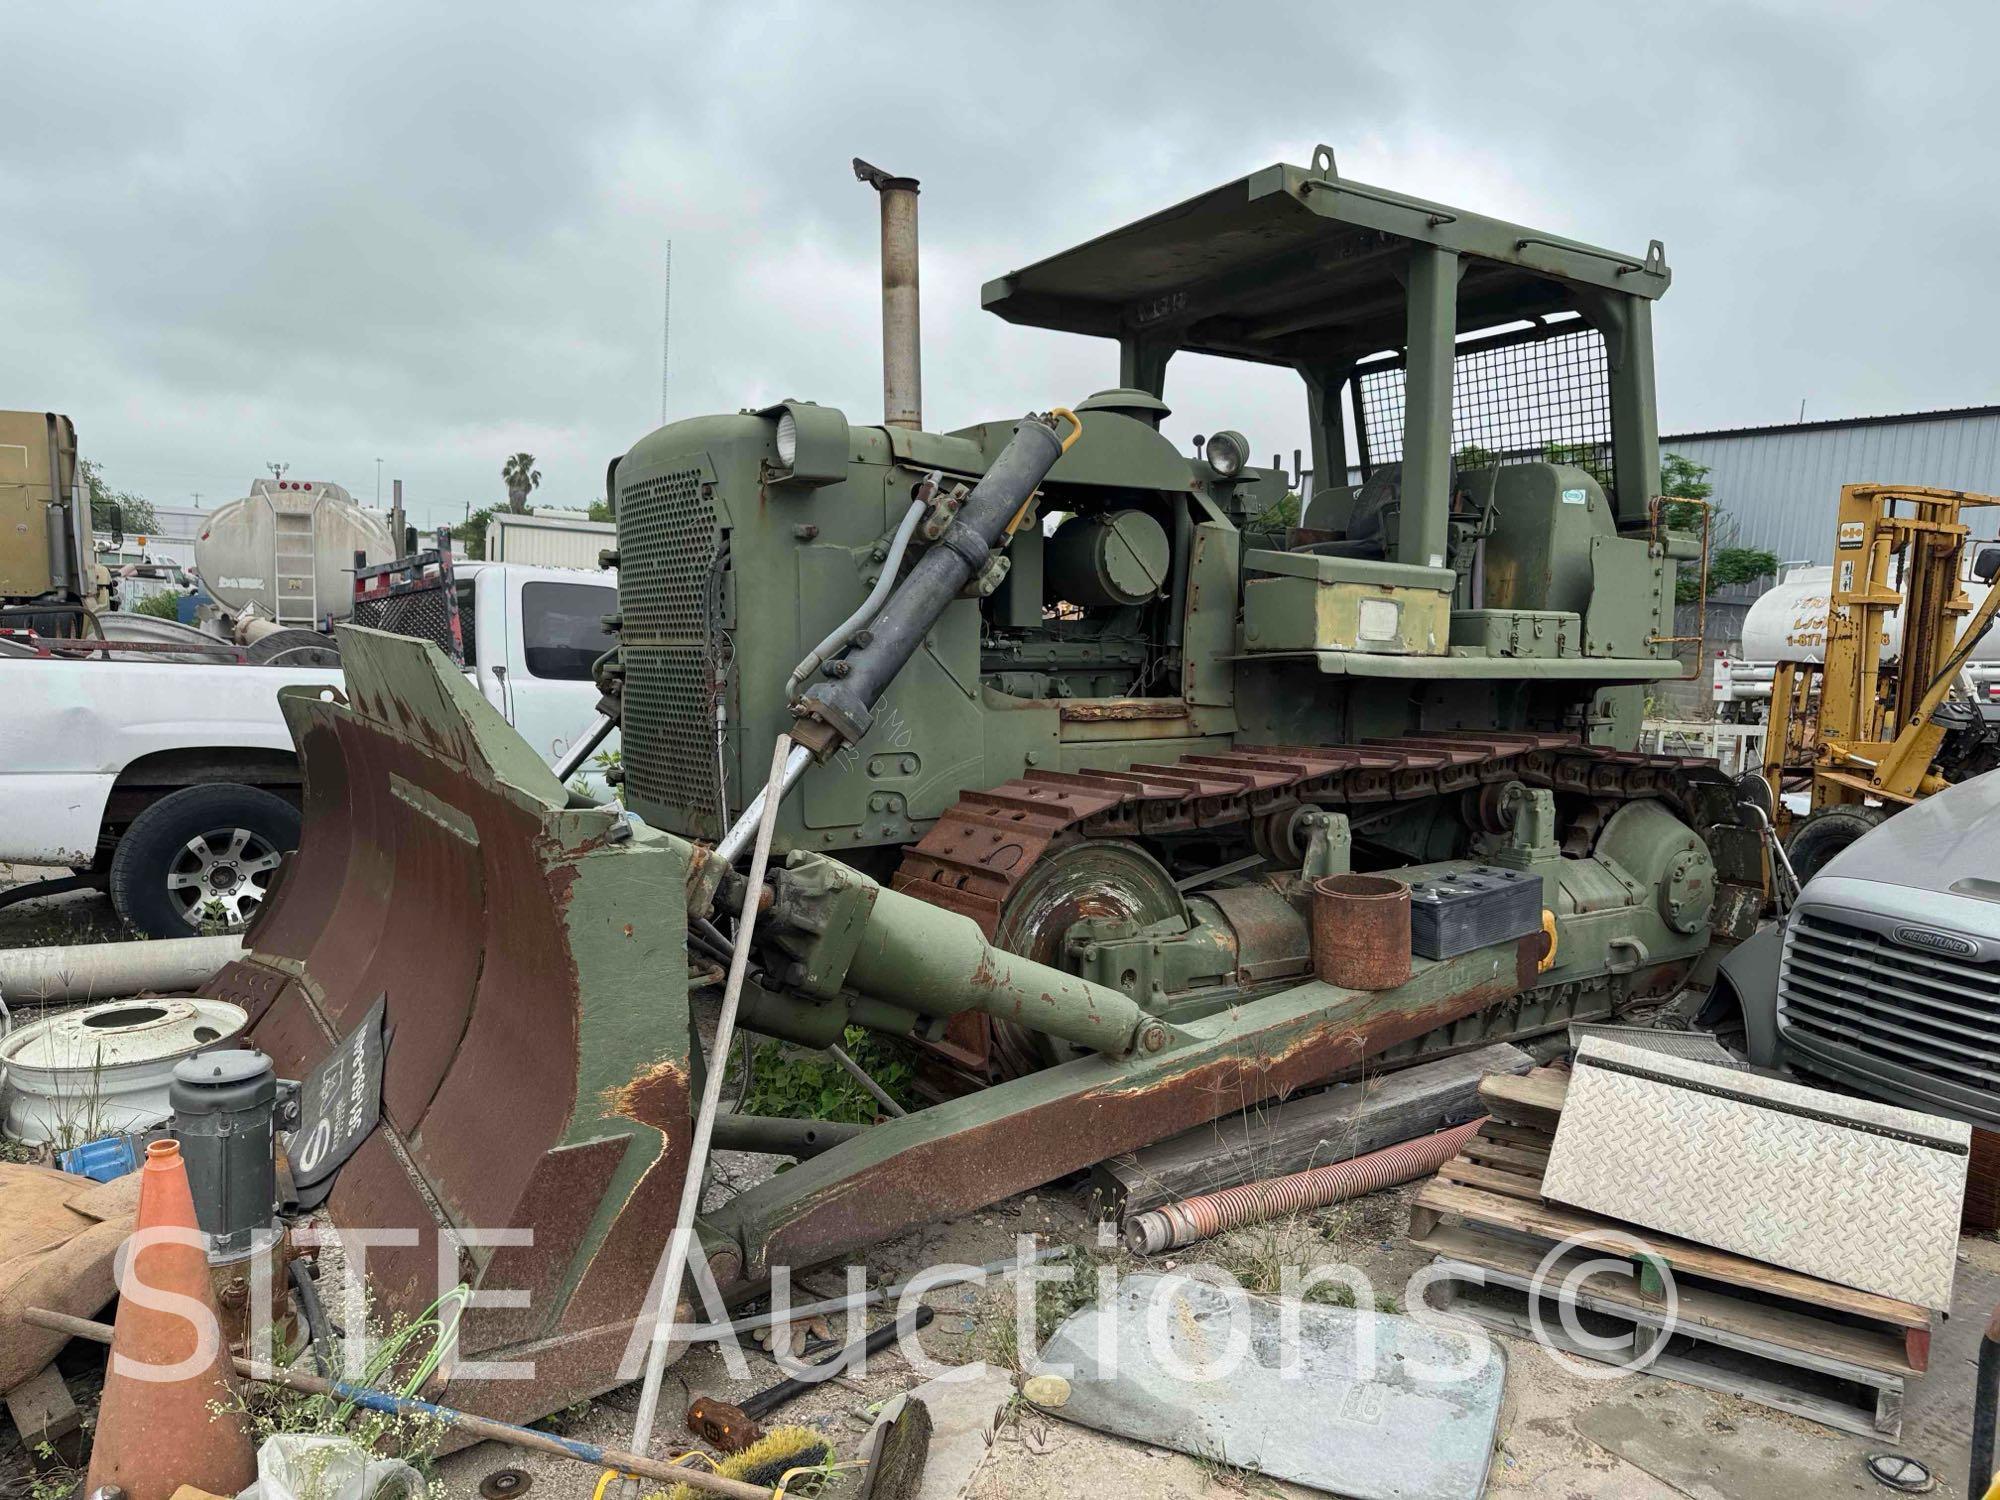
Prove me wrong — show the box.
[1892,925,1979,958]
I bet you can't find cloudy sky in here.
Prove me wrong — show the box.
[4,1,1994,530]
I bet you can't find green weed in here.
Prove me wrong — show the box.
[742,1028,919,1124]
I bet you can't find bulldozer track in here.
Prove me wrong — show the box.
[892,732,1727,936]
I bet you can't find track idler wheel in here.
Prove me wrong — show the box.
[986,837,1185,1073]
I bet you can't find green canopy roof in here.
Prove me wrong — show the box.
[982,148,1668,370]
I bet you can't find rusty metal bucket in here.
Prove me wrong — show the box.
[200,627,697,1429]
[1310,874,1412,989]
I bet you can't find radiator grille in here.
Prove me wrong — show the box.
[1778,909,2000,1093]
[617,467,722,834]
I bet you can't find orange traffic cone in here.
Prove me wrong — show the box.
[84,1139,258,1500]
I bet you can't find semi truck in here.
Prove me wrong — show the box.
[0,411,108,634]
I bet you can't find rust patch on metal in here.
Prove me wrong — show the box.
[1515,933,1542,993]
[604,1056,691,1125]
[754,964,1519,1274]
[1058,698,1191,723]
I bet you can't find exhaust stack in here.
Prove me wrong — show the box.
[853,158,921,431]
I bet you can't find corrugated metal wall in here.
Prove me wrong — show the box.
[1663,408,2000,565]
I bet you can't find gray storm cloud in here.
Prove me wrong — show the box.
[3,0,1994,526]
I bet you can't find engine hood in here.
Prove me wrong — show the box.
[1817,771,2000,898]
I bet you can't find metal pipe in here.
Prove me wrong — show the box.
[0,934,244,1003]
[740,1303,932,1415]
[826,1042,907,1118]
[624,734,793,1488]
[1310,874,1412,990]
[711,742,814,869]
[553,711,616,783]
[23,1308,768,1500]
[710,1111,867,1160]
[854,158,921,430]
[1125,1118,1486,1254]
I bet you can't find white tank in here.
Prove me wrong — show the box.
[1740,563,2000,664]
[194,479,397,626]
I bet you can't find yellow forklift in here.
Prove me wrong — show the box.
[1758,483,2000,881]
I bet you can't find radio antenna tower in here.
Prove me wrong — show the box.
[659,242,673,425]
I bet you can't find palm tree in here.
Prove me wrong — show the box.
[502,453,541,513]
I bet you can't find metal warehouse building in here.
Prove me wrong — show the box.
[1662,405,2000,565]
[1642,405,2000,713]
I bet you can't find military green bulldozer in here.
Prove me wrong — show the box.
[208,147,1747,1427]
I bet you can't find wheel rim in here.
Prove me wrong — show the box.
[164,825,284,930]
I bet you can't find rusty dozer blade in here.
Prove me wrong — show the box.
[204,626,699,1427]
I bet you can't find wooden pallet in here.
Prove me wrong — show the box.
[1408,1070,1933,1439]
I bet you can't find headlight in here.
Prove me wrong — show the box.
[1205,429,1248,480]
[758,399,849,486]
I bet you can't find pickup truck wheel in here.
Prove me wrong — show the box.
[109,784,300,937]
[1784,805,1890,887]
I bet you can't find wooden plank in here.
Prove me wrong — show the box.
[1410,1177,1931,1330]
[1459,1138,1550,1174]
[1091,1042,1535,1216]
[1479,1120,1556,1150]
[1428,1267,1902,1440]
[5,1365,82,1466]
[1414,1221,1917,1376]
[1476,1069,1569,1126]
[1435,1157,1547,1199]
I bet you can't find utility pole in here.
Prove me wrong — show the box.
[660,242,672,426]
[376,458,384,505]
[191,492,202,509]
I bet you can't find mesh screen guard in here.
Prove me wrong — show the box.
[1357,323,1617,500]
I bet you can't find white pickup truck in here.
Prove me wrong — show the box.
[0,560,621,936]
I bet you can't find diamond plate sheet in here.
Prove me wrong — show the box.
[1542,1038,1969,1310]
[1566,1022,1747,1069]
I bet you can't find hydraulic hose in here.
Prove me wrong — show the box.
[785,497,927,701]
[793,412,1069,751]
[289,1256,334,1378]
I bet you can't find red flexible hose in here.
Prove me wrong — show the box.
[1124,1117,1487,1254]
